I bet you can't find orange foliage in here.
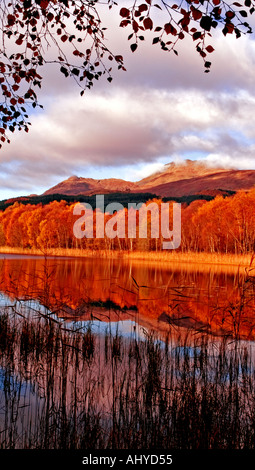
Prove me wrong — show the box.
[1,256,255,341]
[0,191,255,254]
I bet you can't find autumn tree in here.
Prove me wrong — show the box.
[1,192,255,253]
[180,199,207,252]
[1,0,255,145]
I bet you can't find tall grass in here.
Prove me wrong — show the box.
[1,301,255,449]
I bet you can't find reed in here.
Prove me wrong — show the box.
[0,264,255,449]
[0,295,255,449]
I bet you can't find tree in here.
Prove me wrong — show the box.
[0,0,254,146]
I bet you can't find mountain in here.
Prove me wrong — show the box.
[42,160,255,198]
[138,170,255,198]
[136,160,229,188]
[43,175,136,196]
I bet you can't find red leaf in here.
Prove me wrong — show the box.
[61,35,68,42]
[191,8,202,20]
[144,17,153,30]
[213,0,221,5]
[120,19,130,27]
[226,11,235,19]
[226,22,234,33]
[165,23,171,34]
[206,45,215,53]
[13,75,21,84]
[47,12,54,22]
[115,55,124,63]
[193,31,202,40]
[16,36,23,46]
[164,23,177,35]
[10,98,17,106]
[7,14,15,27]
[40,0,49,9]
[132,20,139,33]
[139,4,148,12]
[30,18,37,27]
[120,8,130,18]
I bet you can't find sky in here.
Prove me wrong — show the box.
[1,3,255,200]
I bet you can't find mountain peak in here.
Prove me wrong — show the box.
[67,175,80,181]
[43,159,255,198]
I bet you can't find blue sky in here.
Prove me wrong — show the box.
[1,4,255,200]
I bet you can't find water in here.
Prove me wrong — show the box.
[0,254,255,449]
[0,254,254,340]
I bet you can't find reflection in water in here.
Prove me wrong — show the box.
[0,254,255,449]
[0,254,255,340]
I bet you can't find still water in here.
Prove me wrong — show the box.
[0,254,255,449]
[0,254,254,340]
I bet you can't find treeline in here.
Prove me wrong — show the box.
[0,192,158,211]
[0,190,254,254]
[0,191,218,211]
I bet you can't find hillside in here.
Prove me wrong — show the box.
[41,160,255,197]
[136,160,230,188]
[43,175,136,196]
[140,168,255,197]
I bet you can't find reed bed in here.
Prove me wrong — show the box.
[0,299,255,450]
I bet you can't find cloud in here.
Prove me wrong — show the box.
[40,24,255,96]
[204,152,255,170]
[1,86,255,191]
[1,7,255,197]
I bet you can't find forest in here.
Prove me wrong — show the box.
[0,190,255,254]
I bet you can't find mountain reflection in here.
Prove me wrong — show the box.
[0,254,254,341]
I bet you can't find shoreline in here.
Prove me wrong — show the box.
[0,246,253,268]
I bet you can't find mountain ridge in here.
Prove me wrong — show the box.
[42,159,255,198]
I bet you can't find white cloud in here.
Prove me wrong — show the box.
[1,85,255,196]
[2,8,255,198]
[41,89,255,164]
[204,152,255,170]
